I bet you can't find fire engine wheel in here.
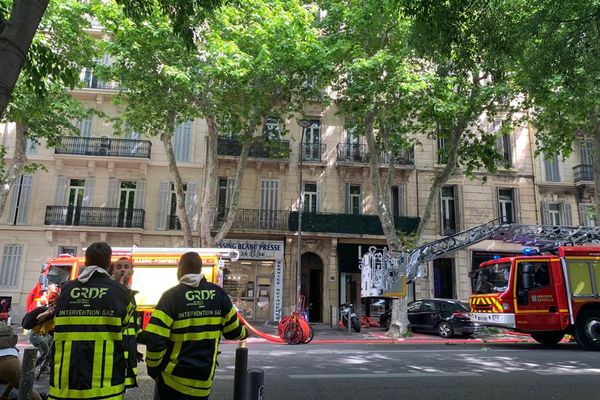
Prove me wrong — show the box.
[575,309,600,351]
[530,331,564,346]
[438,321,454,338]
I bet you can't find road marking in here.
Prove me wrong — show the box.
[534,368,600,376]
[290,372,480,379]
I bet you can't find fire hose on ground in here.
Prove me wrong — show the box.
[237,312,314,344]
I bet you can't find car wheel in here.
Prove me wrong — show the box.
[438,321,454,338]
[575,309,600,350]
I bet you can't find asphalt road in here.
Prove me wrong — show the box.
[126,341,600,400]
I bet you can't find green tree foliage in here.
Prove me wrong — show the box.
[0,0,95,217]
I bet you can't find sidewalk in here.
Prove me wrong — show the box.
[236,321,540,345]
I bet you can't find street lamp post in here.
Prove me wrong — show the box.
[296,118,312,313]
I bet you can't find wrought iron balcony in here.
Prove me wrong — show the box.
[336,143,414,166]
[217,136,290,159]
[574,164,594,185]
[45,206,144,228]
[289,212,419,235]
[55,136,152,158]
[301,142,326,162]
[214,208,289,231]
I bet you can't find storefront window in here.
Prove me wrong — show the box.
[223,260,274,320]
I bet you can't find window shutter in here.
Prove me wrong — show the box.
[156,181,170,230]
[398,184,406,216]
[563,202,573,226]
[316,182,321,213]
[76,117,92,137]
[54,176,68,205]
[344,183,350,213]
[107,178,118,208]
[185,182,198,230]
[541,201,550,225]
[173,121,192,162]
[7,178,20,224]
[83,177,95,207]
[227,178,235,209]
[579,203,588,226]
[134,180,146,209]
[513,188,520,223]
[15,175,33,225]
[0,244,23,288]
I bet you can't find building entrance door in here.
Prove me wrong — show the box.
[254,275,272,321]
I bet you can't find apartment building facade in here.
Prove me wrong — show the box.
[1,71,594,324]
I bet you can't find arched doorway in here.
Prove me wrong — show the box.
[301,252,323,322]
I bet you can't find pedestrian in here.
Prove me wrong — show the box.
[25,286,58,372]
[110,256,142,389]
[48,242,137,400]
[140,252,247,400]
[0,322,42,400]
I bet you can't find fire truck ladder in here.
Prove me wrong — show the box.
[386,221,600,284]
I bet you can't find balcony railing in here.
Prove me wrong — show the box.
[336,143,414,166]
[217,137,290,159]
[301,142,326,162]
[574,164,594,184]
[45,206,144,228]
[55,136,152,158]
[214,208,289,231]
[289,212,419,235]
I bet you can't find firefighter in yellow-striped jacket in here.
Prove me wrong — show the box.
[49,242,137,400]
[139,252,247,400]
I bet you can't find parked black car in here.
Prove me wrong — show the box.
[378,298,477,338]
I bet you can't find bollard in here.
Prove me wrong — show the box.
[233,340,248,400]
[18,347,37,400]
[246,369,264,400]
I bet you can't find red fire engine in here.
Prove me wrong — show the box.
[470,246,600,349]
[27,247,239,326]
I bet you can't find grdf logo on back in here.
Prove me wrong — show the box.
[70,287,108,299]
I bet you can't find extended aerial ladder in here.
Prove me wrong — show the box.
[361,219,600,297]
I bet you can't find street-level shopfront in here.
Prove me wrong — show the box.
[218,239,284,322]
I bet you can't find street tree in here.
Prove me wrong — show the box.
[0,0,95,218]
[508,1,600,224]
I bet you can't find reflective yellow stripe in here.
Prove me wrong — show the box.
[146,349,166,368]
[161,372,210,397]
[165,342,181,376]
[170,331,222,342]
[55,316,122,326]
[53,340,62,388]
[151,309,173,327]
[104,340,114,386]
[224,308,236,321]
[145,323,170,338]
[49,383,125,399]
[172,316,222,329]
[92,341,103,389]
[223,319,241,334]
[61,341,71,390]
[55,332,122,341]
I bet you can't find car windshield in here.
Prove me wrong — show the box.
[473,262,511,294]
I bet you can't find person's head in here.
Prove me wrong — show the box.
[85,242,112,270]
[112,257,133,286]
[177,252,202,280]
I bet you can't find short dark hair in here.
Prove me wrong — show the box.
[178,252,202,276]
[85,242,112,270]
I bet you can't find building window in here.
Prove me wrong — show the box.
[58,246,77,256]
[543,154,561,182]
[542,201,572,226]
[0,244,23,288]
[173,120,192,162]
[498,188,516,224]
[437,135,447,164]
[263,118,281,140]
[8,175,33,225]
[260,179,279,228]
[75,117,92,137]
[579,142,593,165]
[346,184,361,215]
[302,120,321,161]
[168,183,188,230]
[391,185,406,217]
[578,203,596,227]
[441,186,457,235]
[304,182,318,213]
[217,177,234,219]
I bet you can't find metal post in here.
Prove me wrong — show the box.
[233,341,248,400]
[246,369,265,400]
[18,347,37,400]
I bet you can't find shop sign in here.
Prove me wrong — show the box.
[273,260,283,321]
[218,239,284,260]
